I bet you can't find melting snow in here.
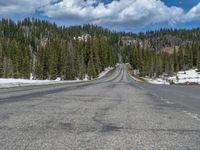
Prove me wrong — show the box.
[144,69,200,85]
[98,67,114,78]
[0,78,60,88]
[168,69,200,84]
[144,78,170,85]
[0,66,114,88]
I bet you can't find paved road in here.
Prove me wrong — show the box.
[0,64,200,150]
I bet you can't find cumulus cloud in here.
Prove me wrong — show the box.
[42,0,184,27]
[184,2,200,22]
[0,0,200,28]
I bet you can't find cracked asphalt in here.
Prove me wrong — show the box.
[0,64,200,150]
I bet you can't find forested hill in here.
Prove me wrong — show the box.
[121,28,200,50]
[0,18,119,80]
[122,28,200,77]
[0,18,200,80]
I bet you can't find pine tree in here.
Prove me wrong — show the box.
[49,47,57,80]
[169,56,174,75]
[22,52,30,79]
[197,48,200,70]
[34,47,44,79]
[159,56,163,75]
[9,39,20,78]
[87,59,95,80]
[0,41,3,77]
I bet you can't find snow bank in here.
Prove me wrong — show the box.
[0,66,114,88]
[0,78,83,88]
[144,77,170,85]
[168,69,200,84]
[0,65,116,88]
[143,69,200,85]
[0,78,57,88]
[98,67,114,78]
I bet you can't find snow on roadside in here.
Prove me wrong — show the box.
[0,78,82,88]
[98,67,114,78]
[0,78,55,88]
[143,77,170,85]
[168,69,200,84]
[83,74,89,81]
[143,69,200,85]
[0,66,114,88]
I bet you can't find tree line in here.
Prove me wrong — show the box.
[1,18,200,79]
[124,42,200,77]
[0,18,119,80]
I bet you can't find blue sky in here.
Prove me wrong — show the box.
[0,0,200,32]
[162,0,199,10]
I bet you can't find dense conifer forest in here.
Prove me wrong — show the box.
[0,18,119,80]
[123,29,200,77]
[0,18,200,79]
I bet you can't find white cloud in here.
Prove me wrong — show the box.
[184,2,200,22]
[0,0,200,28]
[42,0,184,27]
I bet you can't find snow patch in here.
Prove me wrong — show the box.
[0,78,56,88]
[143,77,170,85]
[55,77,61,81]
[0,78,84,88]
[83,74,89,81]
[143,69,200,85]
[73,34,91,42]
[30,73,34,80]
[0,66,115,88]
[98,67,114,78]
[168,69,200,84]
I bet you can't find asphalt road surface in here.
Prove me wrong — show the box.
[0,64,200,150]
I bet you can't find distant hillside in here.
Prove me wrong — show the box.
[121,29,200,77]
[121,28,200,51]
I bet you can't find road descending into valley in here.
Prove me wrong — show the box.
[0,64,200,150]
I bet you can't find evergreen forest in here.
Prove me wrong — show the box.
[0,18,200,79]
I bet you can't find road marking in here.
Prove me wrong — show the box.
[128,72,144,83]
[165,100,174,105]
[151,93,160,98]
[160,97,174,104]
[134,83,145,90]
[183,111,200,121]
